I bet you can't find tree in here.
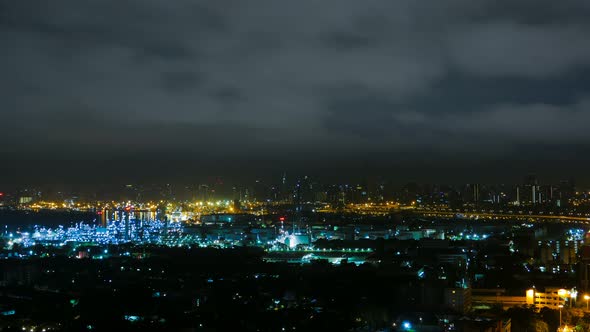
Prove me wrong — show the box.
[539,307,559,332]
[532,319,549,332]
[507,305,536,330]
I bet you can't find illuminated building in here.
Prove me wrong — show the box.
[526,287,575,310]
[471,289,526,310]
[444,287,471,314]
[124,210,130,241]
[19,196,33,204]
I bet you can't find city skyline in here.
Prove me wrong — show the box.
[3,2,590,330]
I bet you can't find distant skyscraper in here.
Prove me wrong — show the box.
[523,174,538,205]
[558,178,576,207]
[198,184,209,202]
[464,184,479,206]
[524,174,538,186]
[253,180,266,201]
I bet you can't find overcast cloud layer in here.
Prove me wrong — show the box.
[1,0,590,184]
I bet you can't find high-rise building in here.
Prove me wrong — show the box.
[463,184,480,206]
[444,287,472,314]
[401,183,419,205]
[558,179,575,207]
[198,184,209,202]
[522,174,539,205]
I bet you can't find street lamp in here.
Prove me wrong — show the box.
[558,304,564,328]
[561,325,573,332]
[558,289,568,308]
[570,290,578,308]
[584,295,590,310]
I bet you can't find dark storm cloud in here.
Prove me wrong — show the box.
[323,96,398,138]
[160,71,204,94]
[210,87,243,104]
[407,70,590,114]
[447,22,590,77]
[320,31,376,51]
[137,44,196,62]
[2,0,590,183]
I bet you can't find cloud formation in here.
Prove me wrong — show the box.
[1,0,590,183]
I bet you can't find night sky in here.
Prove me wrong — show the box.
[2,1,590,186]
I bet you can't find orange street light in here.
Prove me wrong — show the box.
[558,304,564,327]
